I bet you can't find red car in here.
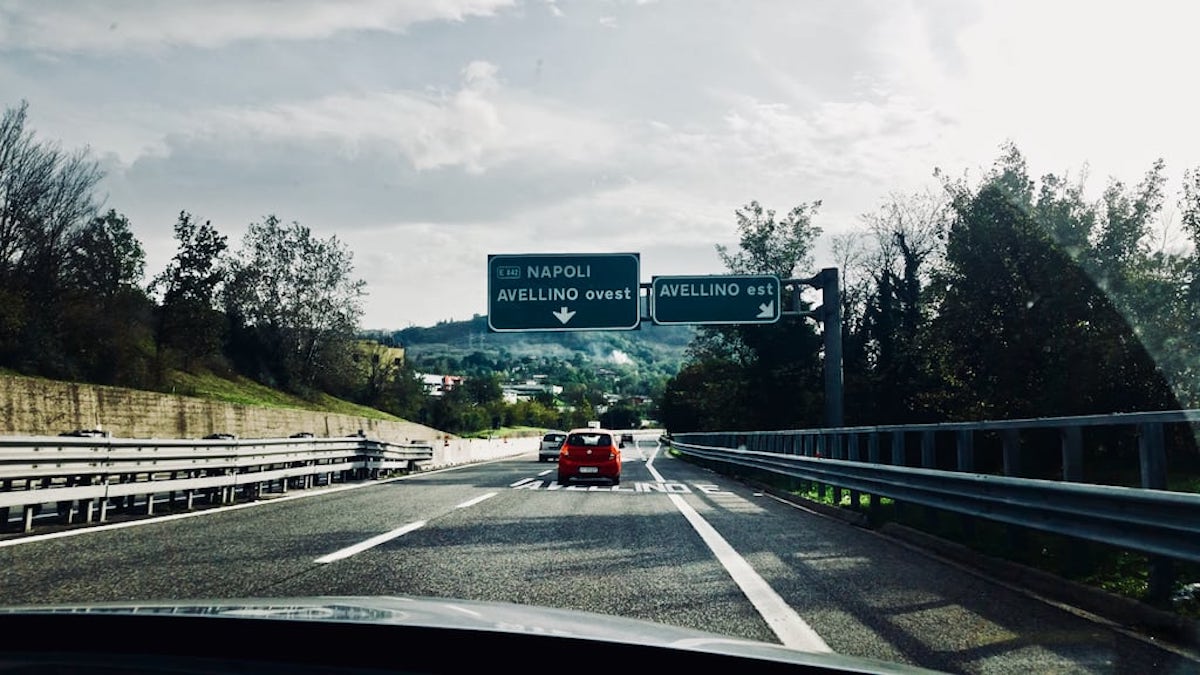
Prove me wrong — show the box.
[557,428,622,486]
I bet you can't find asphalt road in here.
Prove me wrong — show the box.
[0,435,1195,674]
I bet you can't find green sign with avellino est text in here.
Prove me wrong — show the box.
[488,253,641,332]
[651,274,781,325]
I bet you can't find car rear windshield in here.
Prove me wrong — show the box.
[543,434,565,442]
[566,433,612,447]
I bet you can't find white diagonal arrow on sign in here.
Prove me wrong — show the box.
[552,306,576,324]
[756,301,775,319]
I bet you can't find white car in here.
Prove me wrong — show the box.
[538,431,567,462]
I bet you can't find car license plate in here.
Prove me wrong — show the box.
[579,466,599,474]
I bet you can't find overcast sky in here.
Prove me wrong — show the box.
[3,0,1199,329]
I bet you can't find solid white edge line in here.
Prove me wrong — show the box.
[761,493,1200,664]
[0,455,518,549]
[314,520,427,564]
[454,492,497,509]
[651,440,830,653]
[666,493,831,653]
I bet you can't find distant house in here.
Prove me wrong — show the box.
[501,379,563,403]
[418,373,464,397]
[351,340,405,375]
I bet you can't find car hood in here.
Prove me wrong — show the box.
[0,595,936,673]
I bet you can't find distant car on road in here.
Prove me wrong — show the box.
[557,428,621,486]
[539,431,567,462]
[58,429,108,438]
[289,432,315,439]
[202,433,237,440]
[620,432,634,447]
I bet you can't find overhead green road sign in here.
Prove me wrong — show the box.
[651,274,781,325]
[488,253,641,332]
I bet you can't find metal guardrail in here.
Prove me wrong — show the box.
[666,440,1200,563]
[0,436,433,533]
[667,409,1200,599]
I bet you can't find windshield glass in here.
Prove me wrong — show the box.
[566,433,612,447]
[2,2,1199,673]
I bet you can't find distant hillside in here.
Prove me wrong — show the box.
[374,315,694,376]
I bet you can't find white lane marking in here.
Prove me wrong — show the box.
[0,457,509,549]
[537,469,554,477]
[666,493,831,653]
[650,441,830,653]
[454,492,497,509]
[314,520,426,564]
[645,445,664,482]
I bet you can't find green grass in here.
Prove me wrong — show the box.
[164,370,400,421]
[461,426,544,439]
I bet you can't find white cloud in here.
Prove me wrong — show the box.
[188,61,618,173]
[0,0,516,53]
[13,0,1200,329]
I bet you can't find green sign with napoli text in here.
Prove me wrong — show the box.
[488,253,641,332]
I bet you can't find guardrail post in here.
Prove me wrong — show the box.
[814,434,826,503]
[1002,429,1020,477]
[847,433,861,510]
[1001,429,1026,551]
[99,477,110,523]
[1139,422,1174,605]
[921,431,935,469]
[920,431,937,529]
[867,433,881,512]
[57,477,77,524]
[955,430,974,472]
[22,505,34,533]
[783,435,799,492]
[1060,427,1083,482]
[829,433,842,506]
[1059,426,1087,576]
[891,431,906,521]
[956,429,976,541]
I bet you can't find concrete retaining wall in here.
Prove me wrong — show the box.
[0,375,535,466]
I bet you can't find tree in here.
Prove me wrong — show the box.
[384,360,428,420]
[0,100,104,375]
[64,209,145,298]
[600,403,641,430]
[60,210,153,386]
[224,215,366,393]
[463,373,503,406]
[929,146,1176,420]
[151,211,228,372]
[664,200,826,431]
[852,191,949,423]
[716,200,822,280]
[1087,159,1166,297]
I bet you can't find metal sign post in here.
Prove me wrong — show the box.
[784,268,843,428]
